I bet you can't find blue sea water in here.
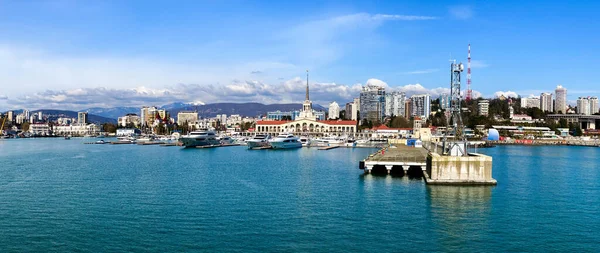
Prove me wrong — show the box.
[0,139,598,252]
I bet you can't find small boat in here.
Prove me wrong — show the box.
[269,133,302,149]
[95,140,105,144]
[64,135,71,140]
[247,134,271,149]
[218,135,234,145]
[314,136,344,146]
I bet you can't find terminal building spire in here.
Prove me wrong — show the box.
[306,70,310,101]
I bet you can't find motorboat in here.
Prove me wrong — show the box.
[269,133,302,149]
[299,136,311,147]
[179,130,220,148]
[218,135,234,145]
[314,136,344,146]
[247,134,271,149]
[345,138,357,147]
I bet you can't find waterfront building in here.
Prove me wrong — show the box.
[359,84,385,123]
[29,123,51,136]
[555,85,567,113]
[256,73,357,135]
[78,112,88,125]
[478,99,489,116]
[118,114,142,127]
[177,111,198,126]
[521,96,540,109]
[328,101,340,120]
[54,124,101,136]
[540,92,553,112]
[116,128,142,136]
[411,94,431,118]
[385,91,406,117]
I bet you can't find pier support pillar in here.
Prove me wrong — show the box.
[385,165,393,174]
[365,165,372,174]
[402,165,409,175]
[421,165,426,171]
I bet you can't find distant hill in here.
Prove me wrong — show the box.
[169,103,327,118]
[32,109,117,124]
[84,107,139,120]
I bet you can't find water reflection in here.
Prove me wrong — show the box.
[426,186,493,250]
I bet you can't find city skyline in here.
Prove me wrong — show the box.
[2,1,600,111]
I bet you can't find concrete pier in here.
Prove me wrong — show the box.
[424,152,497,185]
[360,145,428,175]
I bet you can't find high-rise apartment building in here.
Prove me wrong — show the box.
[540,93,553,112]
[404,99,412,119]
[411,94,431,118]
[555,85,567,113]
[576,97,599,115]
[359,85,385,123]
[77,112,88,125]
[439,93,451,110]
[177,111,198,126]
[384,91,406,117]
[328,101,340,119]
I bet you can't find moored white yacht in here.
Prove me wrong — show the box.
[269,133,302,149]
[247,134,271,149]
[179,130,220,148]
[314,136,344,146]
[299,136,311,147]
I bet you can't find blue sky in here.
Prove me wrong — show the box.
[1,0,599,110]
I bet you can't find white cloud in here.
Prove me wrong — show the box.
[449,5,473,20]
[494,91,519,98]
[365,78,389,88]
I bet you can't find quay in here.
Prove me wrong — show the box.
[195,143,241,149]
[360,143,496,185]
[318,146,339,150]
[360,145,428,176]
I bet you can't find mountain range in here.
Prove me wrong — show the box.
[84,102,327,120]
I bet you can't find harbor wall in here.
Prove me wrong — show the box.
[425,153,497,185]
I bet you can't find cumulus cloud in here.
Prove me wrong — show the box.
[494,91,519,98]
[0,95,8,100]
[365,78,389,88]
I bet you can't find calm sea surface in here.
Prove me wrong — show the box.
[0,139,598,252]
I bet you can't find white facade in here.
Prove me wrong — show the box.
[54,124,101,136]
[29,123,51,136]
[177,111,198,126]
[78,112,88,124]
[555,85,567,113]
[521,96,540,108]
[478,100,489,116]
[385,92,406,117]
[116,128,141,136]
[328,101,340,119]
[118,114,141,127]
[540,92,553,112]
[576,97,599,115]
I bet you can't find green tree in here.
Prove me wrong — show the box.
[22,122,30,132]
[102,123,117,133]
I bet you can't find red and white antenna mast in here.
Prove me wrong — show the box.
[466,44,472,101]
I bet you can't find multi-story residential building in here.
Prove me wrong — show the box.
[118,113,142,127]
[359,85,385,123]
[352,98,360,120]
[77,112,88,125]
[328,101,340,119]
[555,85,567,113]
[385,91,406,117]
[404,99,412,119]
[439,93,451,110]
[6,111,13,122]
[521,96,540,109]
[411,94,431,118]
[176,111,198,126]
[345,102,354,120]
[540,92,553,112]
[576,97,599,115]
[16,114,26,124]
[478,99,490,116]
